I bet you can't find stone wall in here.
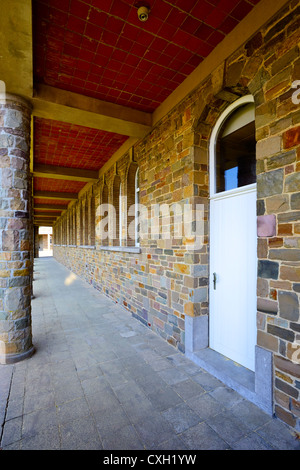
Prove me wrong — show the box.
[54,1,300,430]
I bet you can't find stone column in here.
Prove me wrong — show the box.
[0,94,34,364]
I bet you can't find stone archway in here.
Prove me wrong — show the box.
[185,57,275,415]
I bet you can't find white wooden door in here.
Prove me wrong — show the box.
[209,185,257,371]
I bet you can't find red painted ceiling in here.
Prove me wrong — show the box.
[33,0,260,113]
[34,117,128,169]
[34,177,87,193]
[32,0,261,220]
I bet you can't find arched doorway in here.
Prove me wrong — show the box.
[209,95,257,371]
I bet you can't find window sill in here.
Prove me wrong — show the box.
[53,245,95,249]
[53,244,141,254]
[98,246,141,254]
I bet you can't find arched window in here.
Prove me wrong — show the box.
[84,198,89,246]
[211,98,256,196]
[112,175,121,246]
[68,211,72,245]
[73,207,77,245]
[119,182,123,246]
[90,191,95,246]
[126,162,139,247]
[135,167,140,247]
[101,184,109,246]
[79,201,84,246]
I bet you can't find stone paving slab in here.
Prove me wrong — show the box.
[0,257,300,451]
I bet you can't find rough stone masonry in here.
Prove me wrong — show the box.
[0,94,34,364]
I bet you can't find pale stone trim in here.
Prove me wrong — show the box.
[98,246,141,254]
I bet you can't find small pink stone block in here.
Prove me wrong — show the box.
[257,214,276,237]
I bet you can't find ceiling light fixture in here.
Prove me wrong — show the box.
[137,5,150,22]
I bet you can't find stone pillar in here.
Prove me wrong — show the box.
[0,94,34,364]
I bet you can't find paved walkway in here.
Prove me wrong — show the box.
[1,257,299,451]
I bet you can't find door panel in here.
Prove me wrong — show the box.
[209,186,257,371]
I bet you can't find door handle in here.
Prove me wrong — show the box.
[213,272,217,290]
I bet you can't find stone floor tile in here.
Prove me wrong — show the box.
[8,379,26,401]
[157,367,189,385]
[146,385,183,411]
[145,357,173,372]
[101,424,144,450]
[76,364,104,382]
[230,399,272,431]
[60,415,102,450]
[20,425,61,450]
[80,375,110,397]
[180,421,229,450]
[186,392,225,421]
[206,410,250,446]
[120,396,154,424]
[56,397,91,425]
[154,435,190,450]
[231,432,275,450]
[172,379,206,400]
[5,397,24,421]
[113,380,146,404]
[94,405,130,435]
[99,358,124,375]
[2,440,21,450]
[24,389,55,414]
[22,406,58,438]
[53,382,84,405]
[192,371,225,391]
[255,419,300,450]
[209,386,245,409]
[1,416,22,447]
[105,371,130,388]
[86,388,120,414]
[162,402,202,433]
[135,371,168,394]
[133,411,175,448]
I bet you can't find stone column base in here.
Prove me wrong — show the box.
[0,346,35,365]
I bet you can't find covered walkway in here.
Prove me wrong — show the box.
[0,257,299,451]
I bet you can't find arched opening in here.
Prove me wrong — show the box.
[213,100,256,194]
[101,184,109,247]
[112,175,121,246]
[186,95,272,415]
[127,162,139,247]
[84,198,89,246]
[119,182,123,246]
[209,95,257,371]
[73,208,77,246]
[90,191,95,246]
[79,201,84,246]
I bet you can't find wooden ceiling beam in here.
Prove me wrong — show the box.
[34,203,68,211]
[33,191,78,201]
[34,211,61,216]
[32,84,152,138]
[33,163,99,182]
[34,215,58,219]
[34,223,53,226]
